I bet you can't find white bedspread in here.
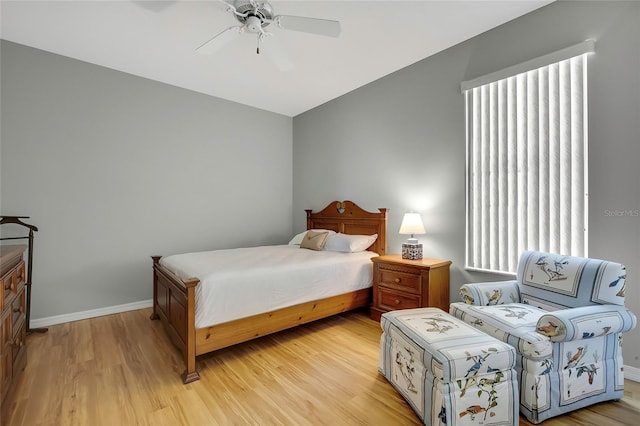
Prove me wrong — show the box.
[160,245,376,328]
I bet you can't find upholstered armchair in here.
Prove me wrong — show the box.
[450,251,637,424]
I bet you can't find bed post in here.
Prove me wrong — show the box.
[150,256,161,320]
[305,209,313,230]
[377,208,388,256]
[182,277,200,384]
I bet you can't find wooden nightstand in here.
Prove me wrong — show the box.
[370,254,452,321]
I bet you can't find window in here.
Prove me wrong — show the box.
[463,41,594,274]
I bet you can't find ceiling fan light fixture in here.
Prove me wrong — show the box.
[235,0,273,23]
[244,15,263,33]
[198,0,342,67]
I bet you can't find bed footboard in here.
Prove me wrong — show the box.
[151,256,200,383]
[195,287,371,355]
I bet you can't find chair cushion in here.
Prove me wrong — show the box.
[450,302,553,360]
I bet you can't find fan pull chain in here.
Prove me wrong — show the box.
[256,32,267,54]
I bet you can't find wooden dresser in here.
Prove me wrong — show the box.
[0,245,27,414]
[370,254,452,321]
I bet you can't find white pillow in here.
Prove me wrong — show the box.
[324,233,378,253]
[288,229,336,245]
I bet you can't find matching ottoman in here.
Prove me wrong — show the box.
[379,308,519,425]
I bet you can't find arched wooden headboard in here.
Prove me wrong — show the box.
[305,200,387,255]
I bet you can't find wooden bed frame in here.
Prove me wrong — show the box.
[150,200,387,383]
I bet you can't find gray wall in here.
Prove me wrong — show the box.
[1,40,293,318]
[293,1,640,369]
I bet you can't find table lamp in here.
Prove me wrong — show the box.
[399,212,425,260]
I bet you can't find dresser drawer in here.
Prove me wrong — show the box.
[1,260,25,309]
[15,261,26,291]
[12,321,27,362]
[378,266,422,293]
[1,314,11,348]
[377,287,420,311]
[11,289,26,338]
[1,269,15,310]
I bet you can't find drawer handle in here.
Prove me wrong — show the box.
[4,282,14,291]
[394,278,401,284]
[394,299,401,305]
[14,339,23,348]
[13,306,24,314]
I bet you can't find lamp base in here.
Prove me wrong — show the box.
[402,243,423,260]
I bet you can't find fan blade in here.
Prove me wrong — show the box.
[275,15,341,38]
[132,1,177,12]
[196,26,242,55]
[216,0,243,17]
[263,37,294,72]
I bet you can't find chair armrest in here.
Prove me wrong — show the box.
[458,280,520,306]
[536,305,637,342]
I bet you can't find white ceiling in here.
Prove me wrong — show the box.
[1,0,552,117]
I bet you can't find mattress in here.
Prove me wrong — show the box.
[160,244,376,328]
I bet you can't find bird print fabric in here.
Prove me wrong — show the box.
[537,320,560,337]
[380,309,518,425]
[451,251,635,423]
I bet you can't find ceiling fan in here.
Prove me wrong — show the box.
[196,0,341,61]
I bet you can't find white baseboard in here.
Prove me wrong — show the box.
[625,364,640,382]
[26,303,640,383]
[29,299,153,328]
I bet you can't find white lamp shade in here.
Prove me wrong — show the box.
[399,212,425,235]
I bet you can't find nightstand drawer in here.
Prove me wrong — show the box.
[377,288,420,311]
[378,268,421,293]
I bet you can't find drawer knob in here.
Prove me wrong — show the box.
[394,299,401,305]
[13,306,24,314]
[394,278,401,284]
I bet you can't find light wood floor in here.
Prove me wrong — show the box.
[3,308,640,425]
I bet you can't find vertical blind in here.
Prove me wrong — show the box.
[464,47,591,274]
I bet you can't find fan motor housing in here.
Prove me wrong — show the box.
[234,0,273,28]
